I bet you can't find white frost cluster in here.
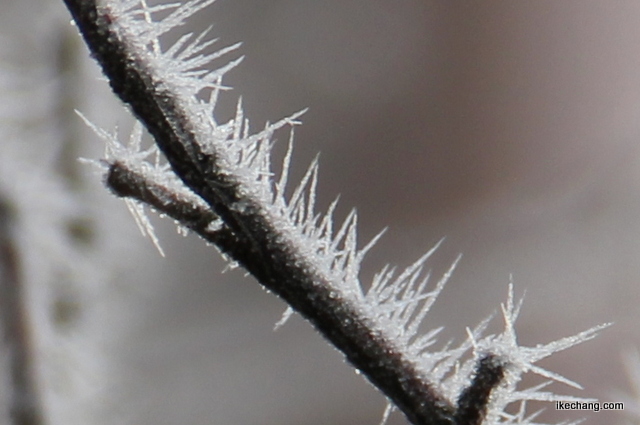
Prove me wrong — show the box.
[467,285,607,424]
[98,1,607,423]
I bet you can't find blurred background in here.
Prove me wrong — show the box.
[3,1,640,424]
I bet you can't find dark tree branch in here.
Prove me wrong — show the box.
[61,2,508,424]
[0,198,45,425]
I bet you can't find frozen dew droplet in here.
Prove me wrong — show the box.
[205,218,223,232]
[231,200,250,214]
[177,225,190,237]
[222,260,239,273]
[274,306,295,331]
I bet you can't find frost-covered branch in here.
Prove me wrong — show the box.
[61,1,607,424]
[62,1,459,423]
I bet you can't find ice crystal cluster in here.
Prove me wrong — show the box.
[65,0,607,424]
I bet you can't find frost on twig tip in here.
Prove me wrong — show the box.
[467,285,609,425]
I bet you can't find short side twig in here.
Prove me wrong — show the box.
[106,160,235,247]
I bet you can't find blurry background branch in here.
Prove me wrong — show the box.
[0,198,44,425]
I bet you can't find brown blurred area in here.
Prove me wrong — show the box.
[24,1,640,425]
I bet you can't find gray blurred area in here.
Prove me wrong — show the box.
[6,1,640,425]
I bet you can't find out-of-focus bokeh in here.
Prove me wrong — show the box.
[3,1,640,424]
